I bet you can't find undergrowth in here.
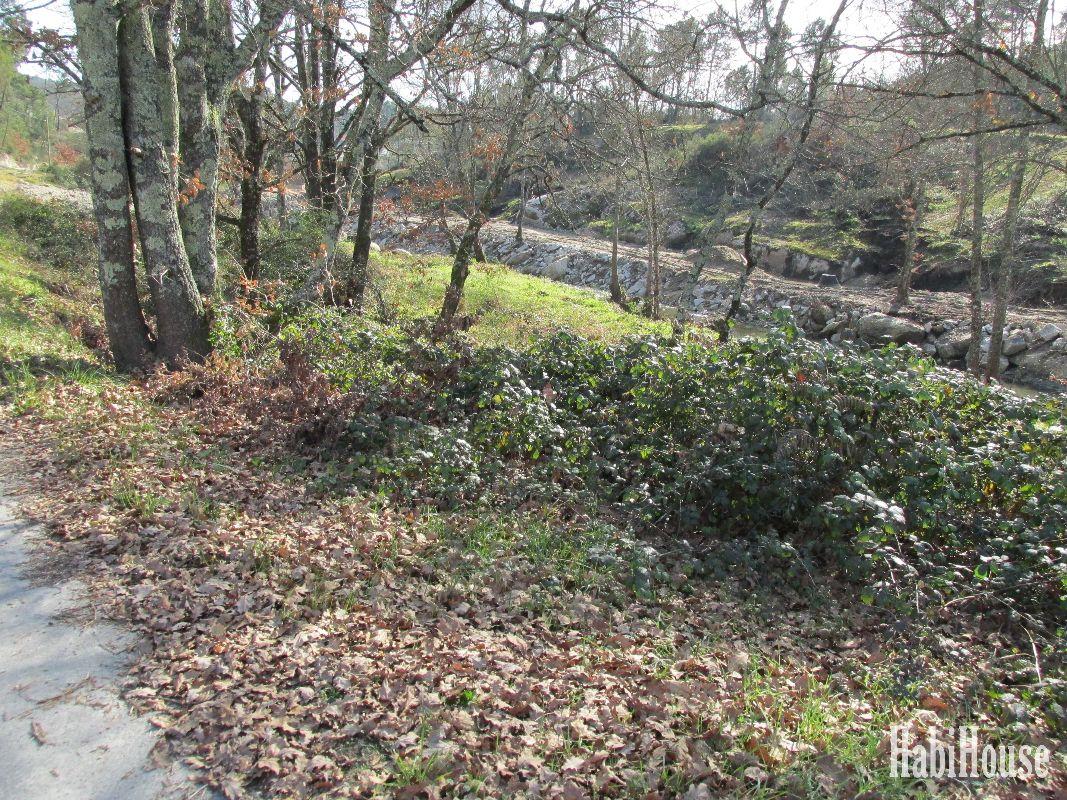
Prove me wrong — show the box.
[198,304,1067,627]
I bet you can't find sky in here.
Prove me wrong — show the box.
[21,0,899,80]
[24,0,898,39]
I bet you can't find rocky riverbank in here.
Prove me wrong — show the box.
[376,221,1067,393]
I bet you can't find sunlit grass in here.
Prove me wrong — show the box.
[370,251,669,347]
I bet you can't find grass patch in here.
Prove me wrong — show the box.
[371,252,668,347]
[0,231,107,405]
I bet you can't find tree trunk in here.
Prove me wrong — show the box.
[643,214,661,318]
[174,0,223,297]
[985,132,1028,381]
[716,0,846,340]
[438,56,548,328]
[952,169,969,235]
[439,166,513,326]
[515,177,525,244]
[348,147,379,311]
[122,6,209,364]
[716,209,762,341]
[965,0,987,376]
[236,53,268,281]
[986,0,1045,381]
[894,178,925,307]
[271,47,288,229]
[72,0,153,371]
[609,173,626,308]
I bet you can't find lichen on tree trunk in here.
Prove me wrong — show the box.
[72,0,153,372]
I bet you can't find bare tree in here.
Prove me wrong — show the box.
[717,0,849,340]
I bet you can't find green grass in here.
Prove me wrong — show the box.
[923,135,1067,260]
[0,232,100,367]
[0,223,111,413]
[371,251,669,347]
[719,212,871,263]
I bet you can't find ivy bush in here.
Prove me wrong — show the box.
[262,314,1067,620]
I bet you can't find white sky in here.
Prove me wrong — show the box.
[22,0,898,78]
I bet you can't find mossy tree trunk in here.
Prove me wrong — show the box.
[985,0,1044,381]
[347,147,380,311]
[609,172,626,308]
[72,0,153,371]
[894,177,925,307]
[965,0,987,376]
[73,0,289,367]
[121,3,209,363]
[438,37,555,328]
[232,51,269,282]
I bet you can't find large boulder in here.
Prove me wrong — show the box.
[664,220,689,247]
[1008,342,1067,382]
[504,246,533,266]
[809,301,833,327]
[1034,323,1063,343]
[763,248,790,274]
[1001,331,1029,356]
[855,313,926,345]
[935,329,972,360]
[545,257,570,280]
[705,245,747,272]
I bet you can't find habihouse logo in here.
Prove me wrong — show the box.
[890,725,1051,780]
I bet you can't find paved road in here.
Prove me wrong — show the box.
[0,483,208,800]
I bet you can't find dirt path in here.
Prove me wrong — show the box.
[0,472,210,800]
[482,218,1067,330]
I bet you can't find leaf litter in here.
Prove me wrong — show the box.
[1,380,1062,799]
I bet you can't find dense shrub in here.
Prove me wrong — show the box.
[235,313,1067,619]
[0,195,96,272]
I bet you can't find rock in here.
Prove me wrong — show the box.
[1009,342,1067,381]
[393,248,412,257]
[922,342,938,356]
[841,257,861,282]
[855,313,926,344]
[806,302,832,326]
[504,247,532,266]
[818,273,841,287]
[1035,323,1063,343]
[935,330,972,360]
[545,257,570,280]
[763,248,790,274]
[1002,331,1029,356]
[664,220,689,247]
[810,258,831,276]
[369,241,381,253]
[704,245,747,271]
[1052,337,1067,352]
[817,316,846,339]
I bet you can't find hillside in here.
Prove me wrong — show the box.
[516,125,1067,307]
